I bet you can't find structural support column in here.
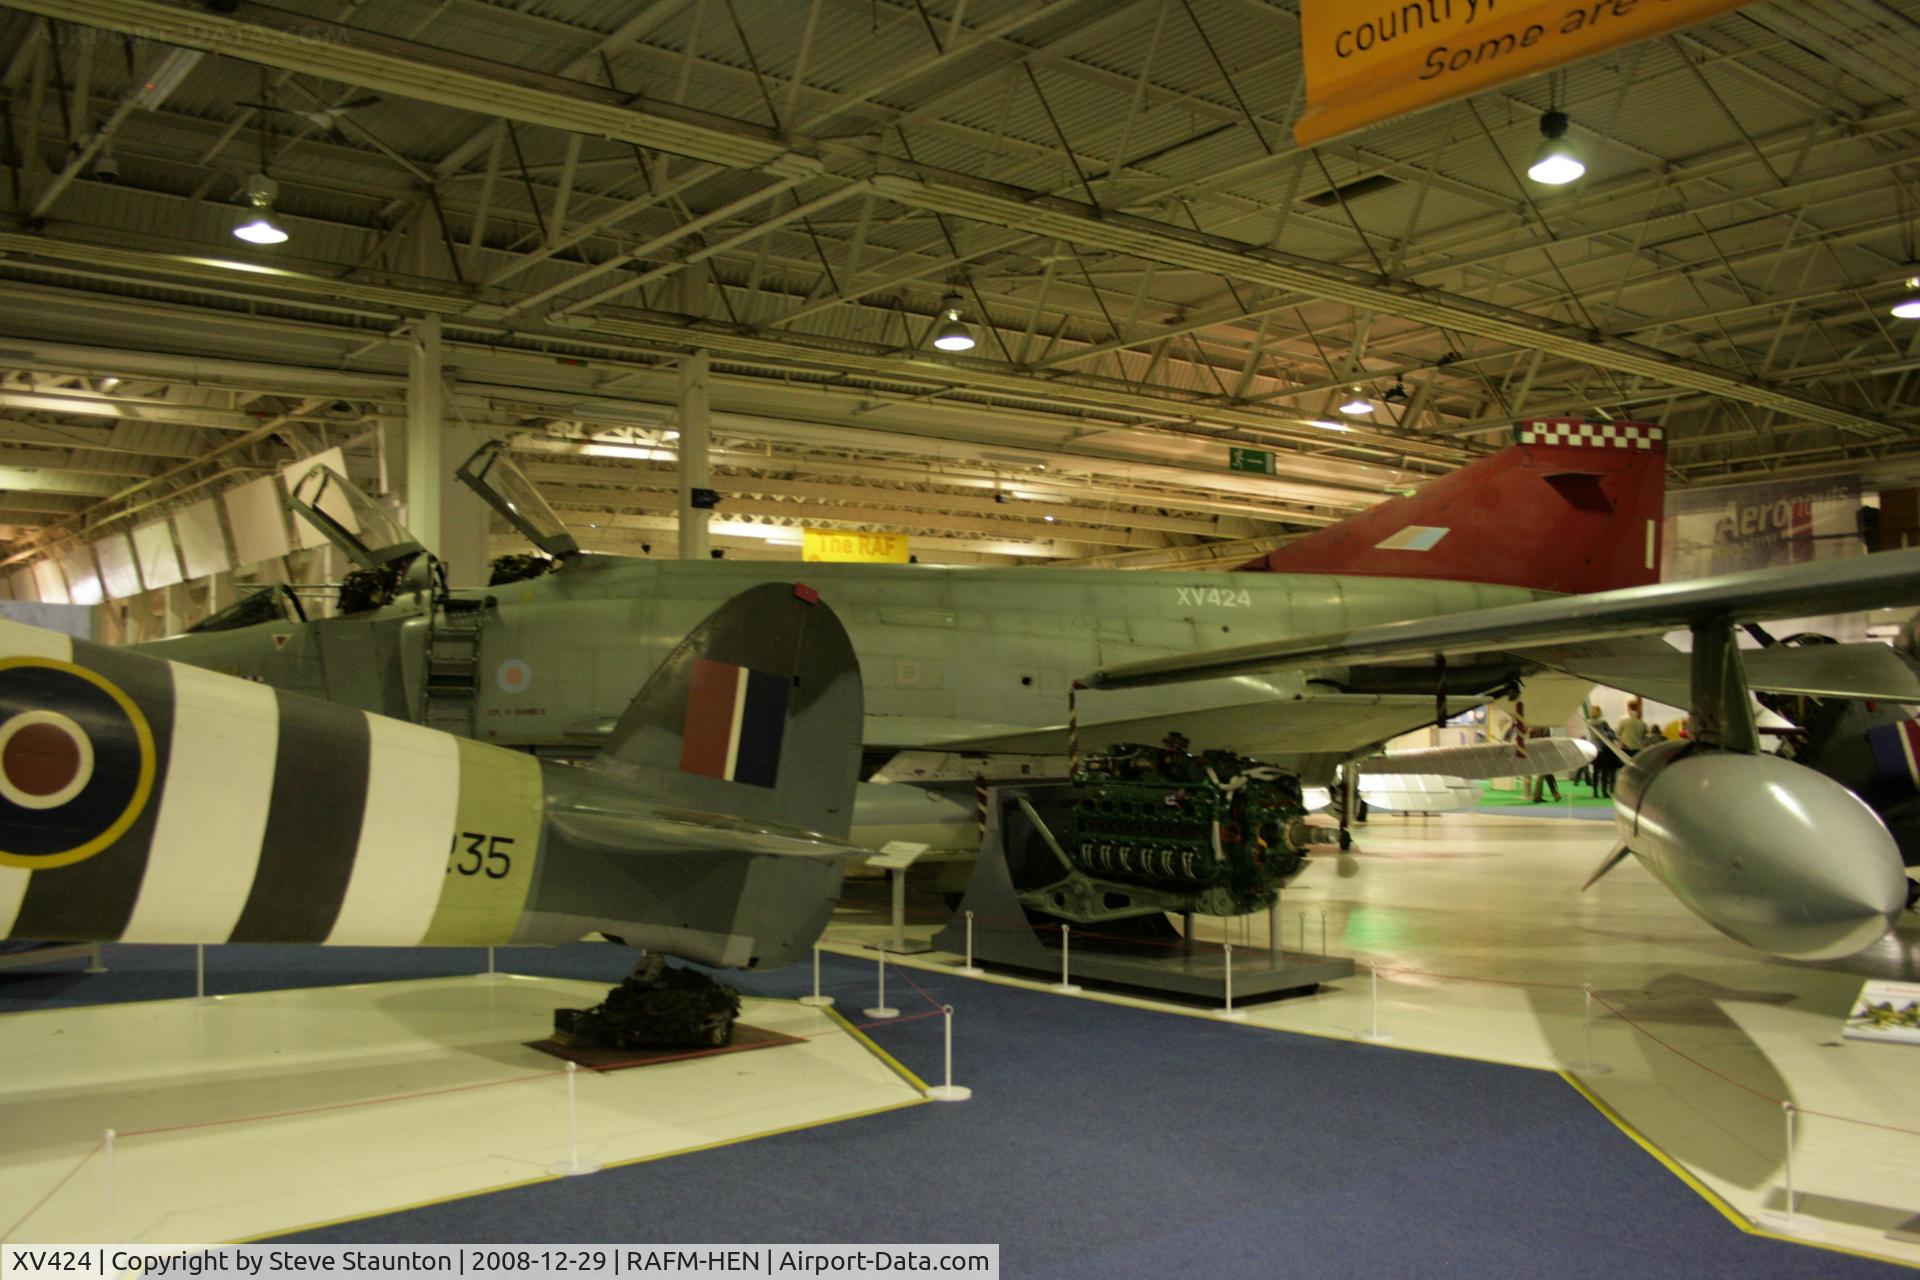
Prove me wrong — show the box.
[677,349,711,560]
[397,318,487,585]
[406,314,444,558]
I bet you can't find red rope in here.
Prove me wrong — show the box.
[1589,994,1782,1105]
[119,1070,558,1138]
[884,954,949,1013]
[72,996,934,1145]
[0,1137,102,1243]
[1373,962,1586,993]
[1349,970,1920,1141]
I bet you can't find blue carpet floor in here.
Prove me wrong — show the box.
[0,945,1899,1279]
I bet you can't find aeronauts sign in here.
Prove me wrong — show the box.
[1662,476,1862,581]
[1294,0,1754,146]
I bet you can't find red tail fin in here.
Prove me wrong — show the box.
[1240,420,1667,595]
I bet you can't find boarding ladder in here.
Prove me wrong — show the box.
[421,596,488,737]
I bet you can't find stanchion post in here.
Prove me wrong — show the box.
[956,911,984,976]
[1051,925,1082,994]
[1320,910,1327,956]
[1268,898,1281,958]
[1782,1101,1796,1225]
[1213,942,1248,1021]
[1756,1099,1822,1237]
[864,952,900,1018]
[926,1005,972,1101]
[476,944,507,984]
[799,942,834,1008]
[1362,961,1393,1043]
[85,943,106,974]
[191,944,216,1006]
[1566,983,1611,1074]
[1297,912,1306,952]
[548,1060,601,1176]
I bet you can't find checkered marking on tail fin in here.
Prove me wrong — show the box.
[1516,419,1665,450]
[679,658,790,788]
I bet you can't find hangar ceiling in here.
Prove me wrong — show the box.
[0,0,1917,574]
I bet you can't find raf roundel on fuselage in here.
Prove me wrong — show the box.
[0,659,156,870]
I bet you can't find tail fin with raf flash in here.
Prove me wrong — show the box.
[590,581,860,839]
[1240,419,1667,596]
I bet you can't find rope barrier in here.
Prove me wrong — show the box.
[2,966,963,1238]
[1358,962,1920,1137]
[1588,993,1782,1105]
[852,911,1920,1145]
[1372,962,1589,993]
[884,953,951,1014]
[0,1135,103,1242]
[1588,993,1920,1139]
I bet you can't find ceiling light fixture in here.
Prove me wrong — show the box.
[931,293,976,352]
[1893,277,1920,320]
[1311,419,1353,432]
[1382,380,1410,405]
[1527,110,1585,185]
[1339,387,1373,415]
[232,173,288,245]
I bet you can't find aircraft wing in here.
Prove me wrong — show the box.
[1361,736,1595,780]
[938,691,1491,757]
[1358,774,1481,813]
[1524,638,1920,706]
[547,805,861,859]
[1082,547,1920,691]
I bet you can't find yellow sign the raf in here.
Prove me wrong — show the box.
[802,529,911,564]
[1295,0,1753,147]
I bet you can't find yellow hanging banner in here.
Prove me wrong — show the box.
[802,529,911,564]
[1294,0,1754,148]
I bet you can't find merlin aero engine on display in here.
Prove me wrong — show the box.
[4,422,1912,971]
[1012,735,1331,928]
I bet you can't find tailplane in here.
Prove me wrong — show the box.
[591,581,862,840]
[1241,420,1667,595]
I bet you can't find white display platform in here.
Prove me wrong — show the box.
[0,975,926,1243]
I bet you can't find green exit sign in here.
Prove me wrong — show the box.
[1229,447,1275,476]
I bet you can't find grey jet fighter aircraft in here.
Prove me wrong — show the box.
[114,422,1920,959]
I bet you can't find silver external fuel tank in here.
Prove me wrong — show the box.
[1614,739,1907,960]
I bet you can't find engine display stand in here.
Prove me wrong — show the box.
[932,785,1353,1002]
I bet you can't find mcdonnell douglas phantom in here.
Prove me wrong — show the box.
[30,417,1920,960]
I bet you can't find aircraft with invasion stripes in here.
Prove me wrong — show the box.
[0,583,862,971]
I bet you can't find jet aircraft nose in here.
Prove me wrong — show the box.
[1616,744,1906,961]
